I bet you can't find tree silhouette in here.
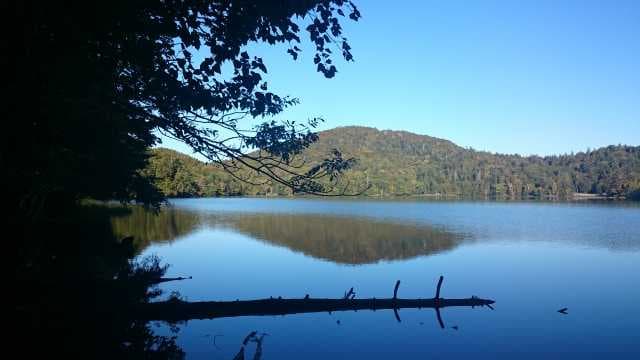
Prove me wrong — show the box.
[6,1,361,215]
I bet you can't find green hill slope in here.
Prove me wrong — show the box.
[146,126,640,200]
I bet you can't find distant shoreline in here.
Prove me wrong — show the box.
[161,192,631,202]
[571,193,622,200]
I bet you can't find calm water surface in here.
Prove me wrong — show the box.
[113,198,640,359]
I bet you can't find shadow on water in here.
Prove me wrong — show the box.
[16,204,186,359]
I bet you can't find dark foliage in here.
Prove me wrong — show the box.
[5,0,361,219]
[8,2,362,358]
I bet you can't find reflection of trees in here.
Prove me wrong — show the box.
[226,214,466,264]
[110,206,467,264]
[110,206,201,252]
[17,205,185,359]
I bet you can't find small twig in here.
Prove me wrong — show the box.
[435,307,444,329]
[145,276,192,285]
[392,280,401,322]
[435,276,444,299]
[213,334,223,350]
[393,308,401,323]
[393,280,401,300]
[343,287,355,299]
[242,331,257,345]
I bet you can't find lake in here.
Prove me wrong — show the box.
[112,198,640,359]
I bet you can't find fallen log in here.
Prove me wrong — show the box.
[139,296,494,321]
[137,276,494,322]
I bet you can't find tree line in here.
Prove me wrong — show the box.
[146,126,640,200]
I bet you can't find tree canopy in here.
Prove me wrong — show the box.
[145,127,640,200]
[6,1,361,216]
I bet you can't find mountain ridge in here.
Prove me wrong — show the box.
[145,126,640,200]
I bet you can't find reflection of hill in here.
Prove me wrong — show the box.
[225,214,466,264]
[110,206,200,252]
[110,207,469,264]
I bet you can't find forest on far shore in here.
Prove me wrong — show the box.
[144,126,640,200]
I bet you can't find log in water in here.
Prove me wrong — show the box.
[137,276,494,322]
[139,296,495,321]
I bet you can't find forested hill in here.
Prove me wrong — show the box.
[145,126,640,200]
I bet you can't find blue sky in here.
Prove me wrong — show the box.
[160,0,639,158]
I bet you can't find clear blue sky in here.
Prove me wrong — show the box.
[161,0,639,158]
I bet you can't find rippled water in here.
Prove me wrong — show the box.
[112,198,640,359]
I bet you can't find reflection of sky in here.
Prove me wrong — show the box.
[142,199,640,359]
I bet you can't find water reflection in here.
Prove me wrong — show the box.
[232,331,268,360]
[114,200,640,359]
[111,206,201,250]
[223,214,466,264]
[16,205,186,359]
[111,207,469,264]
